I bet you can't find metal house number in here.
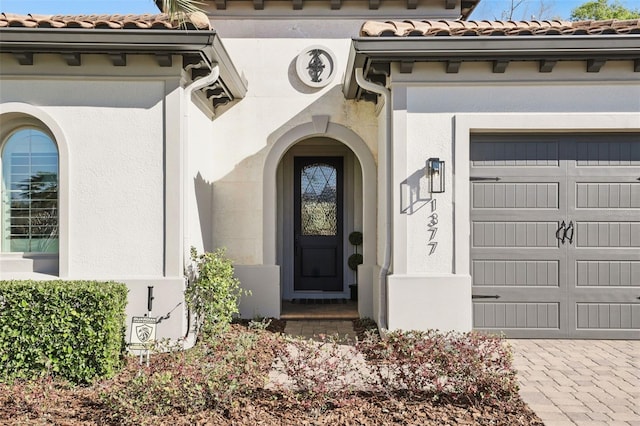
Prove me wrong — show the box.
[427,199,438,255]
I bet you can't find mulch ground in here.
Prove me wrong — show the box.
[0,319,544,425]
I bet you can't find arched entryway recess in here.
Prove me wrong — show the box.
[263,120,376,313]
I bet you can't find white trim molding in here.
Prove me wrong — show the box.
[0,102,70,278]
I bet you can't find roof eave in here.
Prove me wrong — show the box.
[0,27,248,99]
[345,34,640,99]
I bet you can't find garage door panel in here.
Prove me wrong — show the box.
[576,303,640,330]
[472,182,560,209]
[473,221,559,247]
[576,222,640,247]
[473,259,560,286]
[471,140,560,167]
[474,302,560,330]
[576,260,640,287]
[575,140,640,166]
[576,182,640,209]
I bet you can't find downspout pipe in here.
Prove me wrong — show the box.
[355,67,391,331]
[181,61,220,345]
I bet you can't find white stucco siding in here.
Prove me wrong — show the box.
[396,66,640,276]
[67,87,165,277]
[188,103,215,254]
[1,78,166,277]
[384,60,639,332]
[207,38,378,265]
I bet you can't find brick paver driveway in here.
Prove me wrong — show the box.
[509,339,640,426]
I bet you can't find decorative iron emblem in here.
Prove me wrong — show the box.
[307,49,326,83]
[296,46,336,88]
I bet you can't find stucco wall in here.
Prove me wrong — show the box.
[191,38,379,318]
[0,56,173,277]
[395,60,640,276]
[0,54,189,341]
[385,59,640,332]
[206,38,378,265]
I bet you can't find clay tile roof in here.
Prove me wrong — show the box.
[360,19,640,37]
[0,12,211,30]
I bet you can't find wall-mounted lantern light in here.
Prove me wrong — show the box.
[427,158,445,193]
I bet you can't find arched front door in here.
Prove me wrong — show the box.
[293,156,343,292]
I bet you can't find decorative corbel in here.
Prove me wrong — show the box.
[155,53,173,67]
[492,60,509,73]
[109,53,127,67]
[13,52,33,65]
[400,61,414,74]
[446,60,461,73]
[62,52,81,66]
[587,59,605,73]
[539,59,557,73]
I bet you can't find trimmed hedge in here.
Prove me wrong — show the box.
[0,280,128,384]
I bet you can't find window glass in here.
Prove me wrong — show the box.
[1,128,59,252]
[300,163,337,236]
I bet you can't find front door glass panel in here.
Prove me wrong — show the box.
[301,163,337,236]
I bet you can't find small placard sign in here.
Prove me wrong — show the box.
[129,316,157,350]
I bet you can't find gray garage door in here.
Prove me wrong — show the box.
[471,134,640,339]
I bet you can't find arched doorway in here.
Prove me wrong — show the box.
[262,120,376,317]
[278,138,359,299]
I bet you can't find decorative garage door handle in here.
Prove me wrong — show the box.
[556,220,567,244]
[564,221,574,245]
[555,220,575,245]
[472,295,501,299]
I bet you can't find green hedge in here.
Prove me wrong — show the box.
[0,280,128,384]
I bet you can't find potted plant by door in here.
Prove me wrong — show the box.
[348,231,363,301]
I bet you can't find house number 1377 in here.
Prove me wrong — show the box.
[428,199,438,255]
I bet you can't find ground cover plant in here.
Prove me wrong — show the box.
[0,318,543,425]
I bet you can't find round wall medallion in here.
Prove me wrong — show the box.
[295,46,337,88]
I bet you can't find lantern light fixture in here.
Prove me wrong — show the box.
[427,158,445,193]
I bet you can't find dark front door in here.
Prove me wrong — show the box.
[294,157,343,292]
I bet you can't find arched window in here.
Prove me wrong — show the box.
[1,128,59,253]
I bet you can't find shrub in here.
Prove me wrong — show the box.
[103,325,284,424]
[356,329,519,406]
[347,253,363,271]
[185,247,245,338]
[0,280,128,384]
[272,335,368,410]
[348,231,363,246]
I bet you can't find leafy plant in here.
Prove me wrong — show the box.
[0,280,128,384]
[348,231,363,246]
[185,247,246,339]
[356,329,519,406]
[271,335,367,410]
[103,325,283,424]
[571,0,640,20]
[348,253,363,271]
[157,0,205,16]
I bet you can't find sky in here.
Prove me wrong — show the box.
[0,0,638,20]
